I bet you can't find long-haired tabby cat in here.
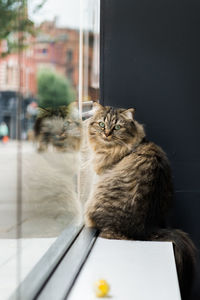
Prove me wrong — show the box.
[85,103,196,300]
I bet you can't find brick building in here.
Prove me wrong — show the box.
[0,19,100,133]
[34,21,80,94]
[0,21,80,97]
[0,38,37,97]
[0,20,100,101]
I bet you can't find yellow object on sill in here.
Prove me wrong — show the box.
[94,279,110,298]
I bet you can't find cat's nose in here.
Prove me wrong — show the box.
[104,130,111,137]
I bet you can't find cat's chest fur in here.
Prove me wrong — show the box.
[92,145,131,175]
[92,142,168,183]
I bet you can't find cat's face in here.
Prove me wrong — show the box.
[36,106,82,152]
[41,117,80,147]
[88,104,138,148]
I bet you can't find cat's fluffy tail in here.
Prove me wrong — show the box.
[148,228,197,300]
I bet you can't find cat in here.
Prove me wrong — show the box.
[19,104,82,238]
[84,103,196,300]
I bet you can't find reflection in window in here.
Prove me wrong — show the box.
[67,67,74,82]
[81,0,100,103]
[0,0,100,298]
[67,49,73,62]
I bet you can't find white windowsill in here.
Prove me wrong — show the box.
[68,238,181,300]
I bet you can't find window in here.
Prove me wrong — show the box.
[66,49,73,62]
[0,0,100,298]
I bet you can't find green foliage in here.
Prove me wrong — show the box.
[0,1,20,39]
[37,69,75,108]
[0,0,43,56]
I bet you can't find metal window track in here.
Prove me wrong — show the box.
[10,224,98,300]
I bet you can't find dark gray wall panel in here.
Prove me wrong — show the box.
[100,0,200,298]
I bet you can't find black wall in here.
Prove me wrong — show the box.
[100,0,200,298]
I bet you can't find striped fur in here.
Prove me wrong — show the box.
[85,104,173,238]
[85,104,196,299]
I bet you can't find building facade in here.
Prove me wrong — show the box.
[34,21,80,93]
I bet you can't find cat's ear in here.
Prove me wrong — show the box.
[38,107,49,113]
[93,102,104,112]
[37,107,50,118]
[122,108,136,120]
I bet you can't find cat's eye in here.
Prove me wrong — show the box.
[99,122,105,128]
[114,124,121,130]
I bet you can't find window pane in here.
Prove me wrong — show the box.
[0,0,100,298]
[80,0,100,205]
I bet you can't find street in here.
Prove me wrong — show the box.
[0,140,82,299]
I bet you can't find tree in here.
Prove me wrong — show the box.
[0,0,45,56]
[37,69,76,108]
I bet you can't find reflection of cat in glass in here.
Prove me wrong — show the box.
[34,106,81,152]
[21,105,82,237]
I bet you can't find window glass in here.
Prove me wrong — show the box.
[0,0,100,298]
[80,0,100,206]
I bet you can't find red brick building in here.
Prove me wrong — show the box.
[0,20,99,101]
[0,38,37,96]
[0,21,80,98]
[34,21,80,92]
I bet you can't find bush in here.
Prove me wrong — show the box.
[37,69,75,108]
